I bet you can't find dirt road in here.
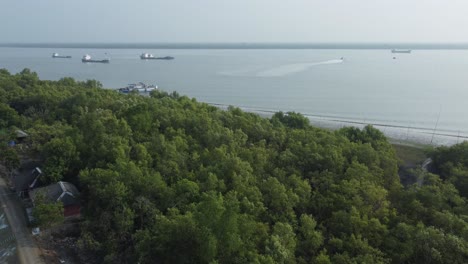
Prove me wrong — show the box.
[0,176,45,264]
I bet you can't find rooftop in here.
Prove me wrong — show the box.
[29,181,80,207]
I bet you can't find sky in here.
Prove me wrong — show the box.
[1,0,468,43]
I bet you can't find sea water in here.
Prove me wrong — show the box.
[1,47,467,145]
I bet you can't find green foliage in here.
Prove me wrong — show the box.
[0,103,22,128]
[32,192,64,228]
[272,111,310,129]
[0,145,20,172]
[3,69,468,263]
[297,214,323,261]
[430,142,468,197]
[0,130,20,172]
[266,222,297,263]
[41,136,78,183]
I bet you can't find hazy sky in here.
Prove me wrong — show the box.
[1,0,468,43]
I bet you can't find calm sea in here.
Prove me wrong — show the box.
[1,46,467,145]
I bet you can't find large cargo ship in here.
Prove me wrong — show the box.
[52,53,71,58]
[140,53,174,60]
[82,54,110,63]
[391,49,412,54]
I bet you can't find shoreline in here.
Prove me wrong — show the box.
[210,103,464,147]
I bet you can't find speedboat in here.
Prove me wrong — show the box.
[140,53,156,59]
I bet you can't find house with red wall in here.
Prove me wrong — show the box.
[29,181,81,217]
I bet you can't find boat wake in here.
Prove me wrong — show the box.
[219,59,343,77]
[256,59,343,77]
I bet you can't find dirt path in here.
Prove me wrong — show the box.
[0,176,45,264]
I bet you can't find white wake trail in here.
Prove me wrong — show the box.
[256,59,344,77]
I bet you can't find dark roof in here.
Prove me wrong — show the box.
[12,160,42,191]
[30,181,80,207]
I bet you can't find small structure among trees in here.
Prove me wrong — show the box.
[15,129,28,143]
[29,181,81,217]
[11,161,42,197]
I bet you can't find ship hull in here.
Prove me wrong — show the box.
[141,56,174,60]
[82,59,110,63]
[117,82,158,94]
[118,88,156,93]
[391,50,411,54]
[156,56,174,60]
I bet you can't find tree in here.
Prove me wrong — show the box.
[0,103,21,128]
[266,222,297,264]
[297,214,323,261]
[272,111,309,129]
[32,192,64,229]
[0,147,20,174]
[430,142,468,198]
[0,130,20,174]
[5,71,468,264]
[41,136,78,183]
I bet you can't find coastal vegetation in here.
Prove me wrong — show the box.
[2,69,468,263]
[32,192,64,229]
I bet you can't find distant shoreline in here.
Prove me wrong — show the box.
[2,42,468,50]
[210,103,467,146]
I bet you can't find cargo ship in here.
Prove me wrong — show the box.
[118,82,158,94]
[140,53,174,60]
[391,49,412,54]
[52,53,71,58]
[82,54,110,63]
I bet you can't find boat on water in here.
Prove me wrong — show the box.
[52,53,71,58]
[391,49,412,54]
[140,53,156,59]
[82,54,110,63]
[140,53,174,60]
[118,82,158,94]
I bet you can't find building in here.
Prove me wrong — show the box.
[29,181,81,217]
[15,130,28,142]
[11,161,42,197]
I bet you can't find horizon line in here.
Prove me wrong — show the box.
[2,42,468,50]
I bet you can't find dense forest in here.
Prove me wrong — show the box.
[2,69,468,263]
